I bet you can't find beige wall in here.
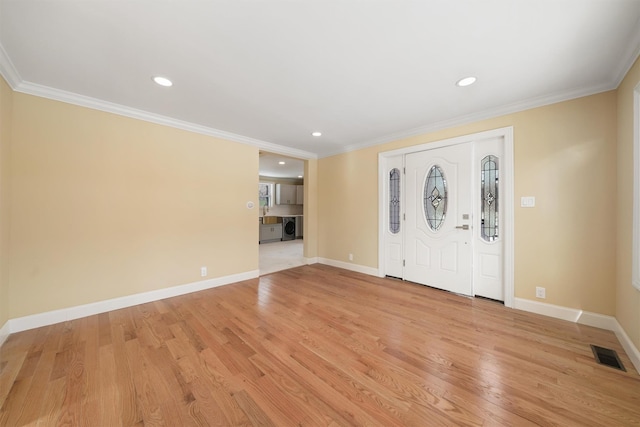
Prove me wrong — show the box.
[8,92,259,319]
[318,91,618,315]
[617,57,640,350]
[0,76,12,328]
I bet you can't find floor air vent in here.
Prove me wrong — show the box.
[590,345,626,371]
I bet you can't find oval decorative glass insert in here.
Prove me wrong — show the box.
[424,165,447,231]
[481,155,499,241]
[389,168,401,234]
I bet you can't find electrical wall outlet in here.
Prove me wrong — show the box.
[521,196,536,207]
[201,266,207,277]
[535,286,546,299]
[348,253,353,261]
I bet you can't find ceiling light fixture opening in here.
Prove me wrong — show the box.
[279,161,286,165]
[153,76,173,87]
[456,76,477,87]
[311,131,322,137]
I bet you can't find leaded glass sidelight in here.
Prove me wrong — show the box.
[389,168,401,234]
[424,165,447,231]
[481,155,499,241]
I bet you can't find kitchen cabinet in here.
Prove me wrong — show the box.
[260,223,282,243]
[276,183,304,205]
[276,184,297,205]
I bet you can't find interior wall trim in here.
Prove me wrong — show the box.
[4,270,259,336]
[632,83,640,291]
[513,297,583,322]
[17,80,317,161]
[0,43,20,87]
[610,318,640,376]
[303,256,319,265]
[317,258,379,277]
[328,85,614,158]
[3,265,638,375]
[514,297,640,374]
[0,321,9,348]
[0,44,315,162]
[0,41,626,162]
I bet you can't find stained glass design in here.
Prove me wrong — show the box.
[481,155,499,241]
[389,168,401,234]
[424,165,447,231]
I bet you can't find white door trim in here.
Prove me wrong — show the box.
[378,127,515,308]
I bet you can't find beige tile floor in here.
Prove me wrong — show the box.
[259,239,305,275]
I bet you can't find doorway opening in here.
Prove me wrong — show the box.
[258,151,305,275]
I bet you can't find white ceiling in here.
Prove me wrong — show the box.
[1,1,640,159]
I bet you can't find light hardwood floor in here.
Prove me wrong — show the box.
[1,264,639,426]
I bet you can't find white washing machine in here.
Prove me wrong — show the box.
[282,217,296,241]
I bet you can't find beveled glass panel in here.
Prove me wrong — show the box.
[389,168,401,234]
[481,155,499,241]
[424,165,447,231]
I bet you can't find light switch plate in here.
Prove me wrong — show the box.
[521,196,536,207]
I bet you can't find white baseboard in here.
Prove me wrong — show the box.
[304,256,319,265]
[0,320,9,348]
[611,320,640,375]
[514,297,640,374]
[4,269,639,375]
[317,258,379,277]
[576,310,620,330]
[7,270,259,335]
[514,297,582,322]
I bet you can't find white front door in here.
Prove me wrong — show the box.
[404,143,473,295]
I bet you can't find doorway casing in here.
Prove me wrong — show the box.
[377,127,515,308]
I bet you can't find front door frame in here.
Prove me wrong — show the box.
[377,127,515,308]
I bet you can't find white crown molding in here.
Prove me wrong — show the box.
[6,269,259,334]
[0,43,21,88]
[0,44,315,160]
[2,25,637,162]
[13,81,317,160]
[612,16,640,88]
[321,82,615,158]
[323,27,640,159]
[0,65,317,160]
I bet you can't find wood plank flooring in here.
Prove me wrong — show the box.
[1,264,639,426]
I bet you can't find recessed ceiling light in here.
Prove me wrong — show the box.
[153,76,173,87]
[298,175,303,178]
[311,131,322,137]
[279,161,286,165]
[456,76,477,87]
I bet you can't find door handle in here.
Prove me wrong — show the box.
[455,225,470,230]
